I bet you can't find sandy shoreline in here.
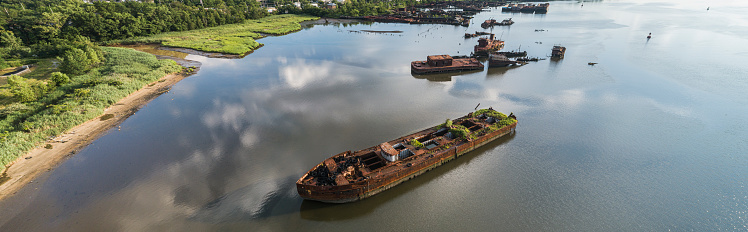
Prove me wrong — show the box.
[0,66,197,201]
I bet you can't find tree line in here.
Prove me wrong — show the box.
[1,0,267,66]
[0,0,455,69]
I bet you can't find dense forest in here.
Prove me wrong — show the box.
[1,0,270,67]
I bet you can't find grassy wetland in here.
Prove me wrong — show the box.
[0,47,182,173]
[109,14,319,55]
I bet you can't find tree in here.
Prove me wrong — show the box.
[0,30,23,48]
[50,72,70,86]
[32,12,67,43]
[83,44,102,65]
[60,48,90,75]
[7,75,36,102]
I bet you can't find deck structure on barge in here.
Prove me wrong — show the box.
[297,109,518,203]
[411,55,484,74]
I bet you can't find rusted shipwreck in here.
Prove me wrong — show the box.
[474,34,505,56]
[502,3,549,14]
[489,53,524,67]
[411,55,484,74]
[297,109,518,203]
[481,18,514,28]
[551,45,566,58]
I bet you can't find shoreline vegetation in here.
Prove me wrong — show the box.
[0,47,186,191]
[106,14,319,56]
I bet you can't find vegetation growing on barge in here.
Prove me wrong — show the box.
[0,47,182,172]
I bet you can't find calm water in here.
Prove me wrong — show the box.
[1,0,746,231]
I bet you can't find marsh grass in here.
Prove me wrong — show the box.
[110,14,319,55]
[0,47,182,172]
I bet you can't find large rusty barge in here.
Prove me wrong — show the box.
[411,55,484,74]
[296,109,517,203]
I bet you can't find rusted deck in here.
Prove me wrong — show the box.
[411,58,484,74]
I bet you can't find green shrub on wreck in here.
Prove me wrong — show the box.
[474,108,507,120]
[449,125,470,140]
[410,139,425,149]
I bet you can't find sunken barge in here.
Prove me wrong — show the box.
[411,55,484,74]
[489,53,524,67]
[481,18,514,28]
[297,109,518,203]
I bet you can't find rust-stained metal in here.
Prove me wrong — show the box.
[481,18,514,28]
[410,54,484,74]
[296,110,518,203]
[551,45,566,58]
[474,34,505,55]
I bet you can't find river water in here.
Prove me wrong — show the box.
[1,0,746,231]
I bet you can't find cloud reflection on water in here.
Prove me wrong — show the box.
[279,59,354,89]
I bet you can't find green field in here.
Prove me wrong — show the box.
[110,14,319,55]
[0,47,182,172]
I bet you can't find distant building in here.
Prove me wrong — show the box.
[257,0,270,8]
[266,7,277,13]
[325,3,337,9]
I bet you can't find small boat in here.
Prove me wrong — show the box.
[588,62,598,65]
